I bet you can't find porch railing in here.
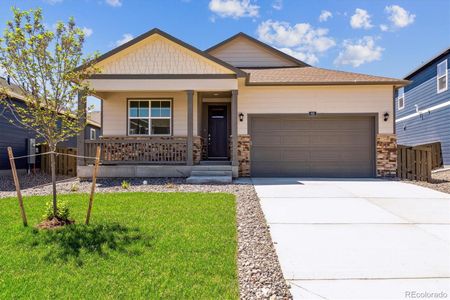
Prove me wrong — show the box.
[84,138,187,165]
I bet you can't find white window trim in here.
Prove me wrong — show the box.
[397,87,405,110]
[127,99,172,136]
[437,59,448,94]
[90,128,96,140]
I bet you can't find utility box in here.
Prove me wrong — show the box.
[27,138,37,164]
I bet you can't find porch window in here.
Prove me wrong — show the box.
[128,99,171,135]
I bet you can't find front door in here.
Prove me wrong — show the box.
[208,105,228,158]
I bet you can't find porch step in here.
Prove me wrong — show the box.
[199,160,232,166]
[191,170,233,176]
[193,165,233,171]
[186,175,232,184]
[187,165,233,184]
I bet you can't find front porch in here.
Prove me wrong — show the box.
[77,89,240,178]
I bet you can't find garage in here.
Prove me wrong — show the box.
[249,115,375,177]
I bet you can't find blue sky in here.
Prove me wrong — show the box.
[1,0,449,109]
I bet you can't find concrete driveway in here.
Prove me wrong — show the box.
[252,178,450,300]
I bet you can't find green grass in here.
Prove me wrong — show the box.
[0,192,238,299]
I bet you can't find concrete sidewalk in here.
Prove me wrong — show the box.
[252,178,450,300]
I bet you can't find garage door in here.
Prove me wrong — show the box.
[249,115,375,177]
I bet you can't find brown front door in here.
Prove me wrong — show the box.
[208,105,228,158]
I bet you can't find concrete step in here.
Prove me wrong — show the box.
[191,170,233,176]
[192,165,232,171]
[199,160,231,166]
[186,175,232,184]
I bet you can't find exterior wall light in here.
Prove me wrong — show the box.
[239,113,244,122]
[383,112,390,122]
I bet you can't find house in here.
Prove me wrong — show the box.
[0,77,101,175]
[395,48,450,167]
[77,28,408,181]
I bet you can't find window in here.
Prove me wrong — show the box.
[437,59,448,93]
[128,99,171,136]
[397,87,405,110]
[90,128,96,140]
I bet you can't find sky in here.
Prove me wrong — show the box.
[1,0,450,109]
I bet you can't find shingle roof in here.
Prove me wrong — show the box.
[241,67,409,86]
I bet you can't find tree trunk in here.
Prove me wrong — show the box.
[50,151,57,217]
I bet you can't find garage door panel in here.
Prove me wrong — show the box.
[310,133,370,146]
[281,119,311,130]
[311,118,373,130]
[252,118,282,130]
[250,115,375,177]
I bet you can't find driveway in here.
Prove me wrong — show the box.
[252,178,450,300]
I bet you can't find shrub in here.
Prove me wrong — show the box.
[121,180,130,190]
[43,199,70,221]
[70,183,79,192]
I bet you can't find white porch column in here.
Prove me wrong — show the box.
[77,91,86,166]
[231,90,238,167]
[186,90,194,166]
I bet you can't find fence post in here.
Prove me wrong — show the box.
[7,147,28,227]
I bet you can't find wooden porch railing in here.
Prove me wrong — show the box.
[84,139,187,165]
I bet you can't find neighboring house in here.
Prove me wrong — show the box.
[77,28,407,180]
[0,77,101,175]
[395,48,450,167]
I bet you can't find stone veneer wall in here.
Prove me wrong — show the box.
[238,135,251,177]
[99,136,202,165]
[376,134,397,177]
[193,136,202,165]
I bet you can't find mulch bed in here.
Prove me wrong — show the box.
[37,217,75,230]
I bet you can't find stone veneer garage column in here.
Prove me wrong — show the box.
[376,134,397,177]
[238,135,251,177]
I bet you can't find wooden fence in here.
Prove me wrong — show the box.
[419,142,443,170]
[397,145,432,182]
[40,145,77,177]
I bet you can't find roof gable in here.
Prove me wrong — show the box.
[93,29,244,76]
[206,32,308,68]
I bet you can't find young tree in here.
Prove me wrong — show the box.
[0,8,99,218]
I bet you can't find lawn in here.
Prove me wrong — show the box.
[0,192,238,299]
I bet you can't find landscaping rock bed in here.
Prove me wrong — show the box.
[406,169,450,194]
[0,175,292,299]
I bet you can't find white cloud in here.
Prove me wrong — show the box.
[115,33,133,46]
[81,27,93,37]
[43,0,63,4]
[350,8,373,29]
[334,36,383,67]
[319,10,332,22]
[380,24,389,32]
[277,47,318,65]
[106,0,122,7]
[208,0,259,19]
[272,0,283,10]
[257,19,335,65]
[385,5,415,28]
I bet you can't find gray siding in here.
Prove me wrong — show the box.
[0,99,100,170]
[395,52,450,165]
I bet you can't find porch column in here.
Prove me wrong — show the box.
[186,90,194,166]
[231,90,238,167]
[76,91,86,166]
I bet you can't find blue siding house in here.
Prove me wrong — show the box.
[0,77,101,174]
[396,48,450,167]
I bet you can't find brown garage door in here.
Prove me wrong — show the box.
[249,115,375,177]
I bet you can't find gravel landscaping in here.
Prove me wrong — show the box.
[405,169,450,194]
[0,174,292,300]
